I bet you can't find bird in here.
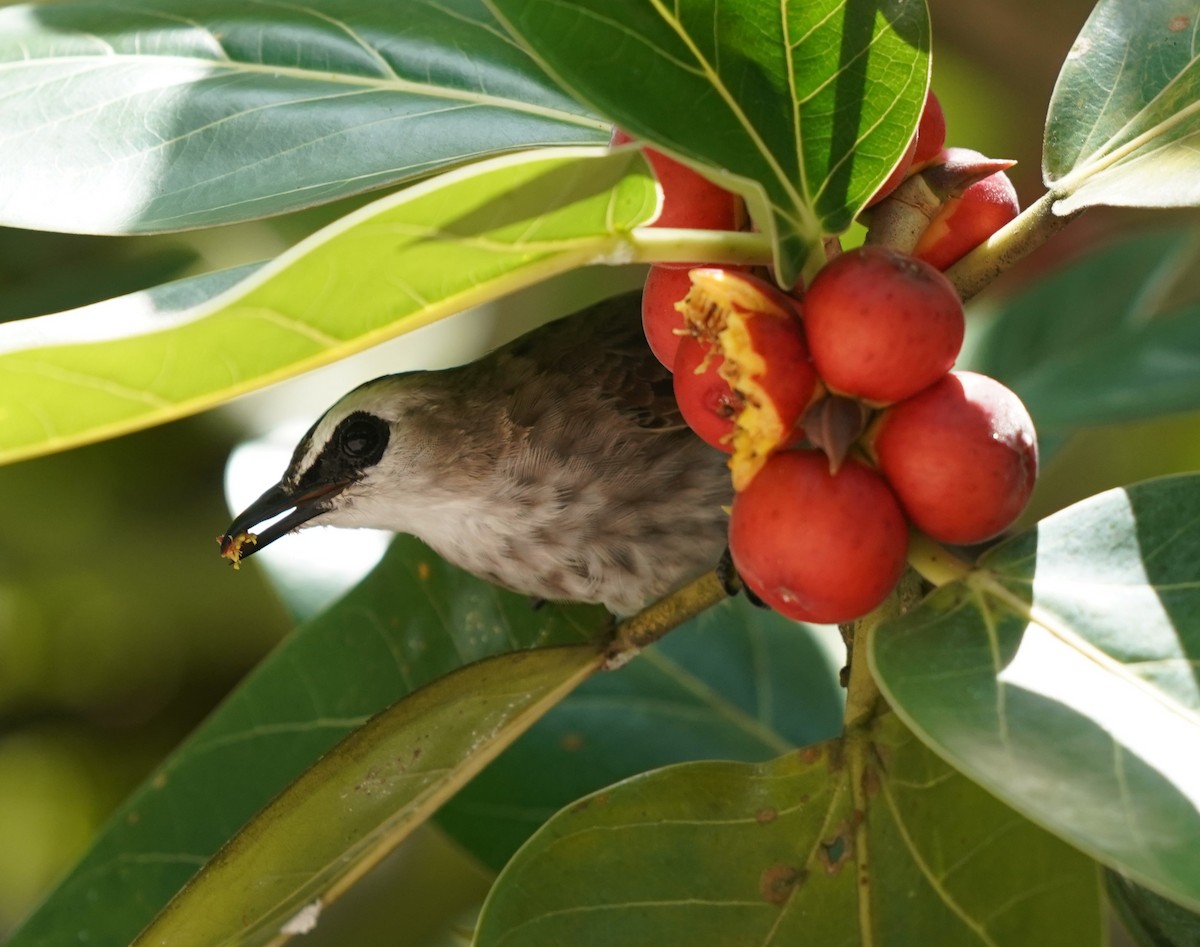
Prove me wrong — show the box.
[219,290,733,615]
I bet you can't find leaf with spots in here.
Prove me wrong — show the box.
[134,646,605,947]
[0,146,658,466]
[872,473,1200,913]
[474,713,1101,946]
[486,0,931,284]
[436,598,847,870]
[1044,0,1200,212]
[0,0,607,233]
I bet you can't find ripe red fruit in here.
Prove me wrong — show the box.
[642,264,749,369]
[803,246,964,406]
[729,451,909,624]
[611,129,741,231]
[673,335,740,452]
[914,148,1020,270]
[868,371,1038,544]
[912,90,947,169]
[642,265,695,369]
[866,132,918,207]
[675,268,817,488]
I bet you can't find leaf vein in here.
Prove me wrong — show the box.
[879,779,1001,946]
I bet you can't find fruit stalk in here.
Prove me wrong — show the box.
[944,191,1082,301]
[628,228,774,267]
[842,569,924,730]
[904,531,974,587]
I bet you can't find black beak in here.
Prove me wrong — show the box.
[218,479,350,565]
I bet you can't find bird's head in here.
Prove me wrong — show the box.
[219,374,440,565]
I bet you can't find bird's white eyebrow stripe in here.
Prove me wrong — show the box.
[284,418,323,486]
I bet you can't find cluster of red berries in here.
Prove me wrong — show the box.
[616,91,1036,625]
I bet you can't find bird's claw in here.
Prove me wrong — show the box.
[716,547,767,608]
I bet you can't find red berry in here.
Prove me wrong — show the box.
[868,371,1038,544]
[803,246,964,406]
[673,334,739,452]
[611,129,741,231]
[866,132,918,207]
[914,149,1019,270]
[912,90,947,169]
[642,265,695,369]
[642,264,749,369]
[729,451,909,624]
[675,268,817,488]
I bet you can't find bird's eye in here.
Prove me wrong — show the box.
[338,414,387,463]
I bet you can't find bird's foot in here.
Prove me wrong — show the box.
[716,547,767,608]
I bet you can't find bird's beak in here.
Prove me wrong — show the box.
[218,479,350,565]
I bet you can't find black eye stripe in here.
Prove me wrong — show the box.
[292,410,389,492]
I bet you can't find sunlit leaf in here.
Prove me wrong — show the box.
[966,227,1200,437]
[0,146,657,466]
[872,474,1200,912]
[135,646,603,947]
[487,0,931,283]
[475,713,1101,946]
[437,599,845,869]
[0,0,606,233]
[1044,0,1200,213]
[5,535,608,947]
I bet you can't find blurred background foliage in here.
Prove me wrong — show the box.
[1,0,1196,942]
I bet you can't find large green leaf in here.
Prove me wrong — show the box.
[475,712,1101,946]
[1109,871,1200,947]
[0,146,660,466]
[0,231,197,322]
[1044,0,1200,213]
[136,645,603,947]
[0,0,607,233]
[965,227,1200,438]
[5,535,608,947]
[487,0,930,284]
[872,474,1200,912]
[437,599,845,870]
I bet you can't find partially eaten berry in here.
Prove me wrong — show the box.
[642,265,695,369]
[672,334,741,452]
[642,264,747,369]
[676,268,818,490]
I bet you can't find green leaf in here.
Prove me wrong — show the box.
[0,0,607,233]
[0,146,657,466]
[1043,0,1200,213]
[486,0,930,284]
[872,474,1200,912]
[136,645,603,947]
[6,535,609,947]
[1108,870,1200,947]
[437,599,845,869]
[475,712,1101,946]
[965,227,1200,437]
[0,233,197,322]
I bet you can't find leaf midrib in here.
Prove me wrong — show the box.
[0,52,608,130]
[1051,95,1200,197]
[974,572,1200,734]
